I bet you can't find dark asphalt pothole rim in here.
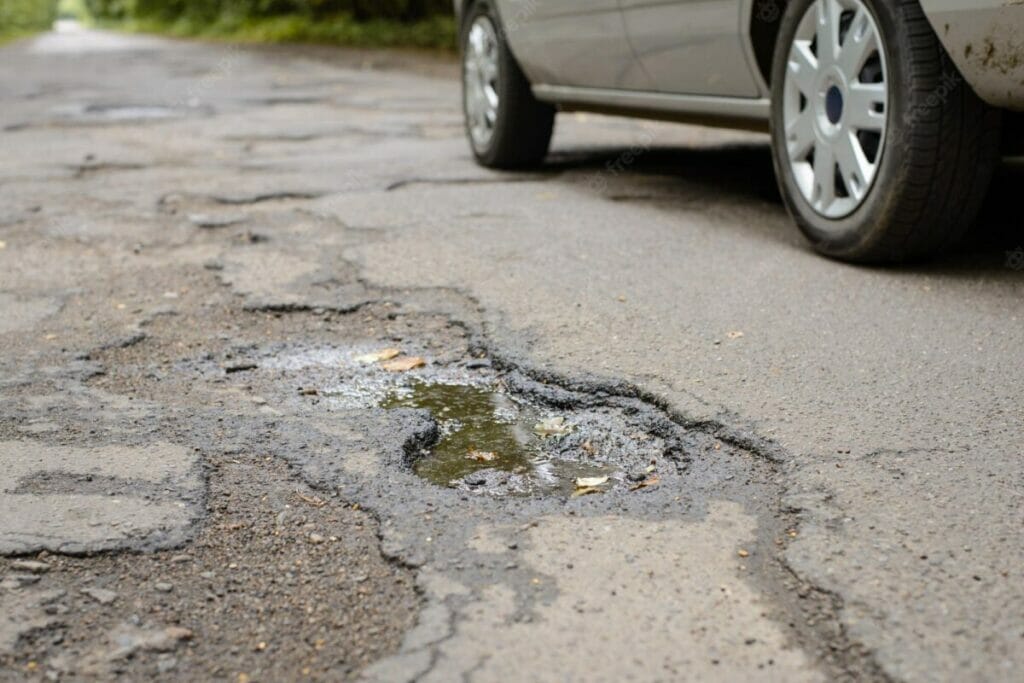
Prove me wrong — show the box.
[384,369,697,498]
[196,339,700,499]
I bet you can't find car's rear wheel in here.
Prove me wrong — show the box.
[461,0,555,169]
[769,0,1001,263]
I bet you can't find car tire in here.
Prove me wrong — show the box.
[769,0,1002,263]
[461,0,555,169]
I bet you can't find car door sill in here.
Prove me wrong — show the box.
[532,84,771,133]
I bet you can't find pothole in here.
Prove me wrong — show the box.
[96,327,695,498]
[228,342,693,497]
[381,380,615,495]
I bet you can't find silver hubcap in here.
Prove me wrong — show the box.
[464,17,500,151]
[784,0,889,219]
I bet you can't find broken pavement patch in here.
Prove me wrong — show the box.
[0,441,202,555]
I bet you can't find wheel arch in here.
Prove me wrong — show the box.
[747,0,789,89]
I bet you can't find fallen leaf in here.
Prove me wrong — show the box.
[571,486,604,498]
[534,416,572,438]
[297,493,325,508]
[630,476,661,491]
[726,330,744,339]
[380,356,426,372]
[466,450,497,462]
[738,549,750,558]
[575,476,609,488]
[355,348,401,364]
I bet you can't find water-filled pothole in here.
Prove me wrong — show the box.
[100,332,691,498]
[382,381,614,494]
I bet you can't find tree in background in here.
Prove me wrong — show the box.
[79,0,456,48]
[0,0,58,35]
[83,1,453,22]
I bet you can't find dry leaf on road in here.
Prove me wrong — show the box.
[355,348,401,364]
[571,486,604,498]
[726,331,744,339]
[380,356,426,372]
[629,476,660,491]
[466,450,497,462]
[575,476,609,488]
[534,416,572,438]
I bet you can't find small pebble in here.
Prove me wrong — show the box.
[81,587,118,605]
[11,560,51,574]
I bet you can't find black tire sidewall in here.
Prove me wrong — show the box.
[770,0,915,260]
[460,0,513,166]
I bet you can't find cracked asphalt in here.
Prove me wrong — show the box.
[2,23,1023,683]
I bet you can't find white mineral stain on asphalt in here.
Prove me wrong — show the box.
[366,502,823,683]
[0,442,201,554]
[0,293,62,335]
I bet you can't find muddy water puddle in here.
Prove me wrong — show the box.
[258,344,682,496]
[102,334,685,498]
[381,381,613,495]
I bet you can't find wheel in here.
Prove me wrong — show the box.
[769,0,1002,263]
[461,0,555,169]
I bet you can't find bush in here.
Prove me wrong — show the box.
[82,0,456,49]
[0,0,58,32]
[85,0,453,22]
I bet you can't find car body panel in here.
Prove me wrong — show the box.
[492,0,652,89]
[456,0,1024,120]
[619,0,761,97]
[918,0,1024,110]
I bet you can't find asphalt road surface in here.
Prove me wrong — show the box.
[1,24,1022,683]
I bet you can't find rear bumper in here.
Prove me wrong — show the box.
[921,0,1024,111]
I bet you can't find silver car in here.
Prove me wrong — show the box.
[455,0,1023,262]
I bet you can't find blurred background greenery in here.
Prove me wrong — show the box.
[2,0,457,49]
[0,0,58,42]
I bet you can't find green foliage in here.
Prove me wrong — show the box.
[82,0,455,49]
[85,0,453,22]
[0,0,58,34]
[57,0,91,20]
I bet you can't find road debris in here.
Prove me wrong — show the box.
[466,450,498,462]
[630,476,660,491]
[355,348,401,364]
[380,356,426,372]
[534,416,572,438]
[10,560,50,574]
[81,587,118,605]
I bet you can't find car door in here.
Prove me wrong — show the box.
[497,0,651,89]
[618,0,762,96]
